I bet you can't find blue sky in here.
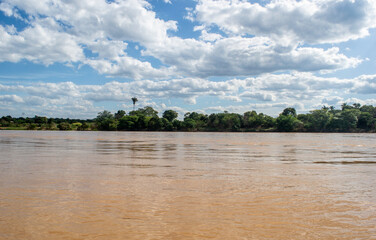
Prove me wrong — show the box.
[0,0,376,119]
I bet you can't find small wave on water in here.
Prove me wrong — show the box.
[314,160,376,164]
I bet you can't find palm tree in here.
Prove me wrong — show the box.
[131,97,138,110]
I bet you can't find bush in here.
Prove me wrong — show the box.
[58,122,71,130]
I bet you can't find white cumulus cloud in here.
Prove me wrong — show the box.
[1,72,376,117]
[193,0,376,45]
[0,0,369,80]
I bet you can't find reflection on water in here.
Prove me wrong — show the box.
[0,131,376,239]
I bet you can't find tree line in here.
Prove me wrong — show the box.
[1,103,376,132]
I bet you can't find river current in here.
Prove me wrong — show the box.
[0,131,375,239]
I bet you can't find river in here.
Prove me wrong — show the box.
[0,131,375,239]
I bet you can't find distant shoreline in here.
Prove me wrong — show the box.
[2,103,376,133]
[0,127,374,133]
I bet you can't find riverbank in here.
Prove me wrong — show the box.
[2,104,376,132]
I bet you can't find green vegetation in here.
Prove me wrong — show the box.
[0,115,95,131]
[1,103,376,132]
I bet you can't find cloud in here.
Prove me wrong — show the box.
[185,96,197,105]
[240,92,276,102]
[1,0,177,44]
[0,25,84,65]
[86,57,172,80]
[0,0,367,80]
[0,0,177,79]
[2,72,376,117]
[252,72,355,92]
[0,82,81,98]
[344,98,376,106]
[145,36,361,78]
[316,96,343,108]
[199,30,223,42]
[197,39,360,77]
[0,94,24,103]
[0,74,365,104]
[193,0,376,45]
[350,75,376,94]
[1,0,373,118]
[204,102,305,116]
[219,95,242,102]
[83,78,243,102]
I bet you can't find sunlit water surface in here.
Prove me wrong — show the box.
[1,131,376,239]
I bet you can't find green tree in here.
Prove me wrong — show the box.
[281,107,297,117]
[118,116,138,130]
[276,108,300,132]
[58,122,71,130]
[161,118,174,131]
[353,103,361,109]
[222,113,242,131]
[1,116,12,127]
[341,103,352,111]
[243,111,257,128]
[130,106,158,118]
[148,116,162,130]
[98,118,117,131]
[208,113,220,129]
[357,112,374,130]
[135,115,149,130]
[96,110,113,122]
[184,112,208,130]
[77,122,90,131]
[27,123,37,130]
[72,122,82,130]
[341,109,359,131]
[34,115,47,124]
[183,118,197,131]
[2,115,13,122]
[328,109,359,132]
[114,110,126,119]
[261,114,276,129]
[276,115,297,132]
[360,105,375,114]
[307,109,331,132]
[163,110,178,122]
[46,121,58,130]
[95,111,117,131]
[172,119,183,130]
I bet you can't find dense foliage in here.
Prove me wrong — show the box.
[1,104,376,132]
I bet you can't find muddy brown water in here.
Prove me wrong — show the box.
[0,131,376,239]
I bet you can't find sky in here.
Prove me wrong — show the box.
[0,0,376,119]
